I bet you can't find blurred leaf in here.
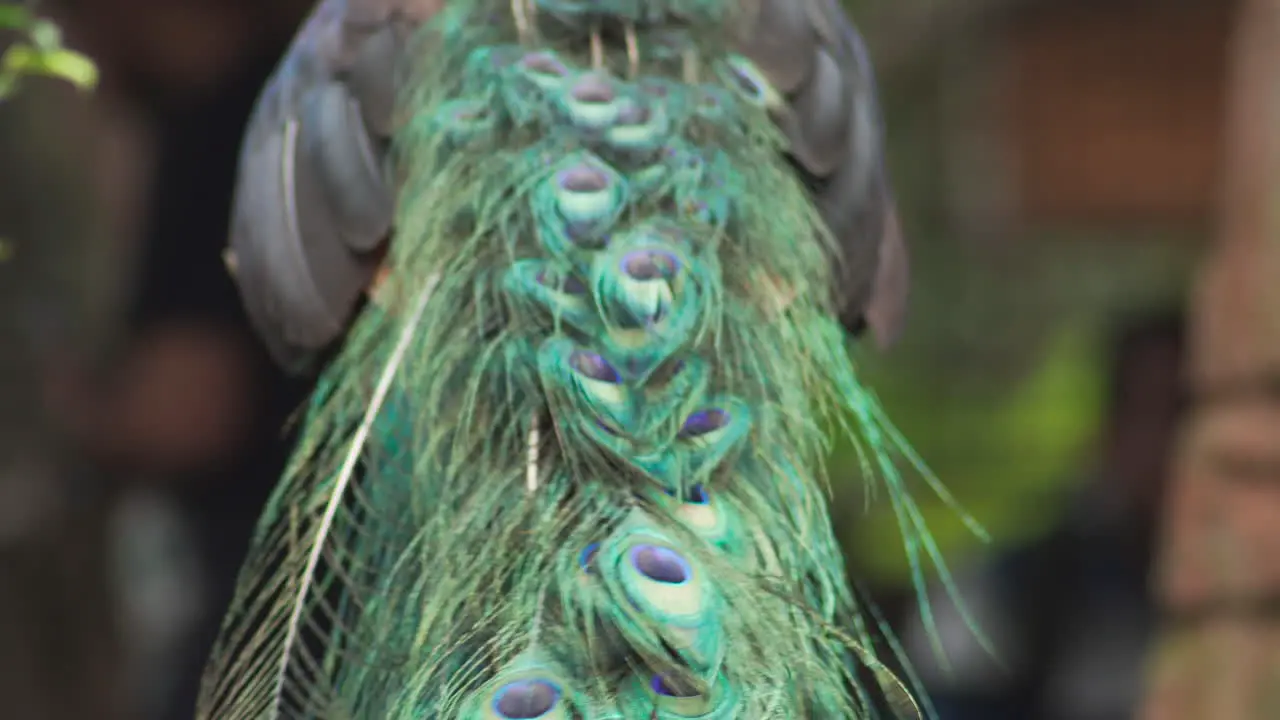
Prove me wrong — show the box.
[833,322,1105,587]
[0,6,34,30]
[28,19,62,51]
[0,9,98,101]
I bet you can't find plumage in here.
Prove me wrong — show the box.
[203,0,980,717]
[224,0,907,372]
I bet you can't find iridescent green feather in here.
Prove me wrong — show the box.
[198,0,981,717]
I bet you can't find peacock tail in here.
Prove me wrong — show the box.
[198,0,986,717]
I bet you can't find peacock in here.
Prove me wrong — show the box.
[202,0,982,717]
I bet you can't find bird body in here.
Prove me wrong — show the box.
[201,0,969,717]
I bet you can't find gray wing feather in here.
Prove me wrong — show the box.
[739,0,909,348]
[226,0,435,372]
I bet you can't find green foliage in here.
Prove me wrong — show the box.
[0,5,98,101]
[0,5,97,261]
[837,324,1103,583]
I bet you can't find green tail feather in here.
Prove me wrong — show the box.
[198,1,986,717]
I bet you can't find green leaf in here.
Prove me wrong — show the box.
[0,6,34,31]
[0,11,99,99]
[1,44,98,94]
[33,48,98,90]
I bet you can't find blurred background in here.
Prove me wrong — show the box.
[1,0,1278,718]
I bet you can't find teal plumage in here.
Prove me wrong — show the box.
[200,0,985,717]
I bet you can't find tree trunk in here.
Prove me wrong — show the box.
[1141,0,1280,717]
